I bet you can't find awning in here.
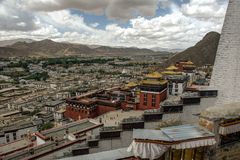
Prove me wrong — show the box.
[172,138,216,150]
[128,138,216,159]
[128,125,216,160]
[127,141,169,160]
[219,123,240,135]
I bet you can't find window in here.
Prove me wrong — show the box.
[169,83,173,95]
[6,134,10,143]
[175,83,178,88]
[13,132,17,141]
[143,93,147,105]
[152,94,156,107]
[175,89,179,93]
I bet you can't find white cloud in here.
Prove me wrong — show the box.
[23,0,161,21]
[181,0,227,20]
[0,0,37,31]
[104,2,227,49]
[105,0,159,21]
[23,0,107,15]
[0,0,229,50]
[17,22,26,27]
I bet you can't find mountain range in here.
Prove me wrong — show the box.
[0,39,167,57]
[0,38,35,47]
[0,32,220,67]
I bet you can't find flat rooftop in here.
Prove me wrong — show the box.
[181,92,200,98]
[45,100,64,107]
[198,86,217,91]
[95,110,144,127]
[0,87,18,94]
[40,119,101,138]
[60,147,133,160]
[1,121,36,133]
[0,139,32,156]
[67,98,96,105]
[0,110,21,117]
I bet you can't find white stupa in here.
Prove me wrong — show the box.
[211,0,240,105]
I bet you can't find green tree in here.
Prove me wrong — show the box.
[40,122,54,131]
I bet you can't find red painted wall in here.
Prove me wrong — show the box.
[138,89,167,110]
[121,102,128,110]
[121,101,138,110]
[97,105,116,115]
[64,105,117,121]
[64,106,98,121]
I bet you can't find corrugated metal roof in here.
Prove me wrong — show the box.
[133,124,214,142]
[161,124,214,141]
[133,129,170,141]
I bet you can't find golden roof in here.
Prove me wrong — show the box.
[56,109,66,113]
[165,65,179,71]
[182,61,194,65]
[162,71,183,75]
[135,91,140,95]
[121,87,129,90]
[126,82,138,88]
[145,72,162,79]
[142,80,167,85]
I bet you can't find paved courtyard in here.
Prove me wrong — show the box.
[95,110,144,127]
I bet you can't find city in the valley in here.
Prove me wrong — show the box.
[0,0,240,160]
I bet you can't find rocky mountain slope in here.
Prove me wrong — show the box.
[165,32,220,66]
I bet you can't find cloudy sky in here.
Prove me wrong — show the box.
[0,0,228,50]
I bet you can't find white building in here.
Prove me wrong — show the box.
[44,100,65,112]
[54,109,66,126]
[0,121,37,144]
[166,75,188,96]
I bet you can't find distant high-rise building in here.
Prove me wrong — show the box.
[211,0,240,105]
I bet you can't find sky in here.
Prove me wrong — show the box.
[0,0,228,50]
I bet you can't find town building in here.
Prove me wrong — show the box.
[162,65,188,96]
[44,100,65,112]
[0,121,37,144]
[65,98,98,120]
[1,119,103,160]
[0,139,34,158]
[64,89,122,121]
[1,67,26,76]
[176,61,197,85]
[119,83,140,110]
[54,108,67,126]
[139,72,168,110]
